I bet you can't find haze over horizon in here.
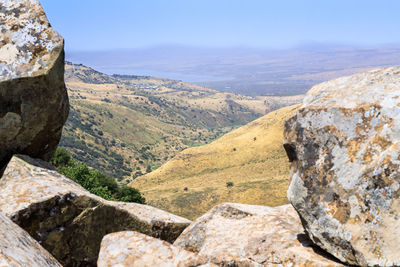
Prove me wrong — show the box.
[41,0,400,51]
[40,0,400,95]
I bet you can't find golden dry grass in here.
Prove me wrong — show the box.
[130,104,299,219]
[64,63,303,181]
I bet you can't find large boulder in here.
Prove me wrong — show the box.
[284,66,400,266]
[0,155,191,267]
[174,203,343,266]
[0,212,62,267]
[98,231,213,267]
[0,0,69,171]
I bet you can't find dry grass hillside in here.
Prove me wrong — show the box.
[131,104,299,219]
[62,62,303,182]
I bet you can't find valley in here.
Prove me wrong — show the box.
[131,105,299,219]
[62,63,302,182]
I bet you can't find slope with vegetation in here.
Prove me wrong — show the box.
[51,148,145,203]
[62,62,302,182]
[130,105,299,219]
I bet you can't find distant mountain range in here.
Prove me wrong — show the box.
[67,44,400,96]
[62,62,302,182]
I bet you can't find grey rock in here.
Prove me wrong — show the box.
[174,203,343,267]
[0,0,69,171]
[98,231,212,267]
[284,66,400,266]
[0,155,191,267]
[0,212,61,267]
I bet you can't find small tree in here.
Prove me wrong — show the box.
[226,182,234,188]
[146,165,152,173]
[50,148,71,167]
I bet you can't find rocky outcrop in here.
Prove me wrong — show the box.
[0,212,61,267]
[174,203,343,266]
[0,0,69,171]
[0,155,191,267]
[98,231,213,267]
[284,66,400,266]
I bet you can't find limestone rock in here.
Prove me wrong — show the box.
[0,155,191,267]
[98,231,213,267]
[0,0,69,170]
[284,66,400,266]
[0,212,62,267]
[174,203,343,267]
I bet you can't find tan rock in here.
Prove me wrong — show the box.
[0,0,69,171]
[0,155,191,267]
[174,203,343,266]
[98,231,212,267]
[0,212,61,267]
[284,66,400,266]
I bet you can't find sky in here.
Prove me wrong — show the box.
[40,0,400,52]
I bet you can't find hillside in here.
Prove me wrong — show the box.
[130,104,299,219]
[62,63,302,182]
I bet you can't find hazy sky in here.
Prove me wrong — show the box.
[40,0,400,51]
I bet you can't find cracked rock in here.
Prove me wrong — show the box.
[174,203,343,266]
[0,212,62,267]
[284,66,400,266]
[0,155,191,267]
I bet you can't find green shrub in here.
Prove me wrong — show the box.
[51,148,71,167]
[50,148,145,204]
[146,165,152,173]
[226,181,234,188]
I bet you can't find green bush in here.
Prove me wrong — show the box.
[226,181,234,188]
[146,165,152,173]
[50,148,145,204]
[51,148,71,167]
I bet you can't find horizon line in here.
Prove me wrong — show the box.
[65,42,400,53]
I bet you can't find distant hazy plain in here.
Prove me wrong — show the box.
[67,44,400,96]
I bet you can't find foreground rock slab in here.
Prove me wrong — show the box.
[174,203,343,267]
[0,155,191,267]
[0,0,69,170]
[0,212,61,267]
[284,66,400,266]
[98,231,213,267]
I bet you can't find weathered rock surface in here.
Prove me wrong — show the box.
[0,155,191,267]
[174,203,343,267]
[0,0,69,171]
[0,212,62,267]
[284,66,400,266]
[98,231,213,267]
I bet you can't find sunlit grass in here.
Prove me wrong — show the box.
[131,105,299,220]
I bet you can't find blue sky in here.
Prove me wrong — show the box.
[40,0,400,51]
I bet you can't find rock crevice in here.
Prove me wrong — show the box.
[0,155,191,266]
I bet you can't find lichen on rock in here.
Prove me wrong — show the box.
[0,155,191,267]
[0,0,63,79]
[174,203,343,266]
[0,0,69,171]
[284,66,400,266]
